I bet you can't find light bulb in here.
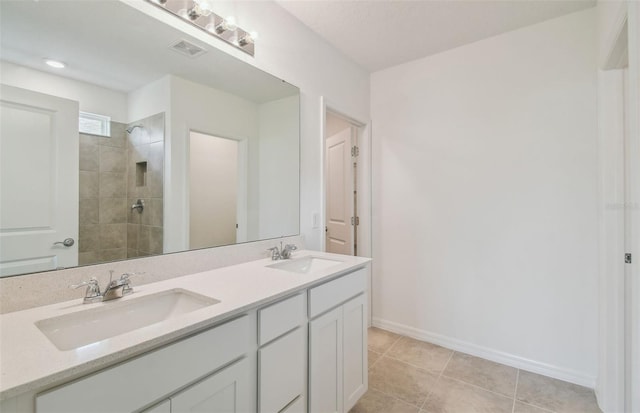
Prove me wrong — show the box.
[215,16,237,34]
[177,8,189,19]
[224,16,237,31]
[194,0,215,13]
[239,31,258,46]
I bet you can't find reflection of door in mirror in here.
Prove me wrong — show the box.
[189,131,243,249]
[0,85,79,276]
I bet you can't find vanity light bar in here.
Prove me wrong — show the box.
[146,0,256,56]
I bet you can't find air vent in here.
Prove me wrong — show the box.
[169,39,206,58]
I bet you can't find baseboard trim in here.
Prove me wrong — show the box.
[372,317,596,389]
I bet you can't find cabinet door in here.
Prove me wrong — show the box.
[171,358,250,413]
[342,294,367,412]
[259,327,305,413]
[309,307,343,413]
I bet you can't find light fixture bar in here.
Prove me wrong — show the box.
[146,0,255,56]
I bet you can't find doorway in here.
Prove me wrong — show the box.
[324,111,365,256]
[188,131,246,249]
[598,4,640,412]
[325,113,357,255]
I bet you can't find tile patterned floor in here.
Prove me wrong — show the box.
[350,328,602,413]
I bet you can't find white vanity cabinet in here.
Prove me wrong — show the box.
[36,316,251,413]
[1,260,371,413]
[257,293,307,413]
[308,269,367,413]
[169,358,251,413]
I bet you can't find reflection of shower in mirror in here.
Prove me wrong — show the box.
[126,125,144,134]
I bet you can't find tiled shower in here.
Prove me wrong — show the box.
[78,113,164,266]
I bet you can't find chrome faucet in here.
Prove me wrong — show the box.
[268,242,297,260]
[71,271,143,304]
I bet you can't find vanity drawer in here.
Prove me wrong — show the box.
[258,293,305,345]
[36,315,250,413]
[309,268,366,318]
[258,327,305,413]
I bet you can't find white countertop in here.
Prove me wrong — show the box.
[0,250,370,400]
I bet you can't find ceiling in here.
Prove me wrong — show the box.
[276,0,597,72]
[0,0,297,102]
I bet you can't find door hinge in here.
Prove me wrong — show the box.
[351,216,360,226]
[625,253,632,264]
[351,145,359,157]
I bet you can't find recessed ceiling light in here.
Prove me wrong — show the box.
[44,59,65,69]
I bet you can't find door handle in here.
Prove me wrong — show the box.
[53,238,74,247]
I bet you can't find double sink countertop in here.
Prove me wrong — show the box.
[0,250,371,400]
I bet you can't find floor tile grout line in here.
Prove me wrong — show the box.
[367,331,403,370]
[370,330,515,408]
[366,328,595,413]
[436,374,517,403]
[381,353,448,375]
[438,369,519,400]
[511,369,520,413]
[515,400,557,413]
[369,331,438,410]
[366,387,426,411]
[419,349,455,410]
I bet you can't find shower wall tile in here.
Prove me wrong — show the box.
[127,223,138,250]
[126,113,165,263]
[141,198,163,227]
[99,172,126,198]
[77,121,129,267]
[99,146,126,173]
[79,225,99,253]
[148,142,164,199]
[99,248,127,263]
[149,226,163,255]
[104,122,127,148]
[80,133,96,147]
[138,225,150,253]
[99,224,127,250]
[79,198,99,225]
[79,171,99,199]
[99,198,127,224]
[79,138,99,171]
[78,251,99,266]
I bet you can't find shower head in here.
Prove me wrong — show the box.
[126,125,144,134]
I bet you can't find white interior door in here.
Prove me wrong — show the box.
[325,128,354,255]
[0,84,79,276]
[189,131,238,249]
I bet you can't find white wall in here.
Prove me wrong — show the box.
[1,61,128,122]
[168,75,260,251]
[371,9,599,386]
[124,0,370,250]
[127,76,170,124]
[258,95,300,239]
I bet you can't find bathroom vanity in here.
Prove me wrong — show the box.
[0,251,370,413]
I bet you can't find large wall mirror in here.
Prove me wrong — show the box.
[0,0,300,277]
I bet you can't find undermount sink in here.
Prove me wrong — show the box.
[268,256,343,274]
[36,289,220,351]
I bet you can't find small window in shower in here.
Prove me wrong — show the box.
[79,111,111,137]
